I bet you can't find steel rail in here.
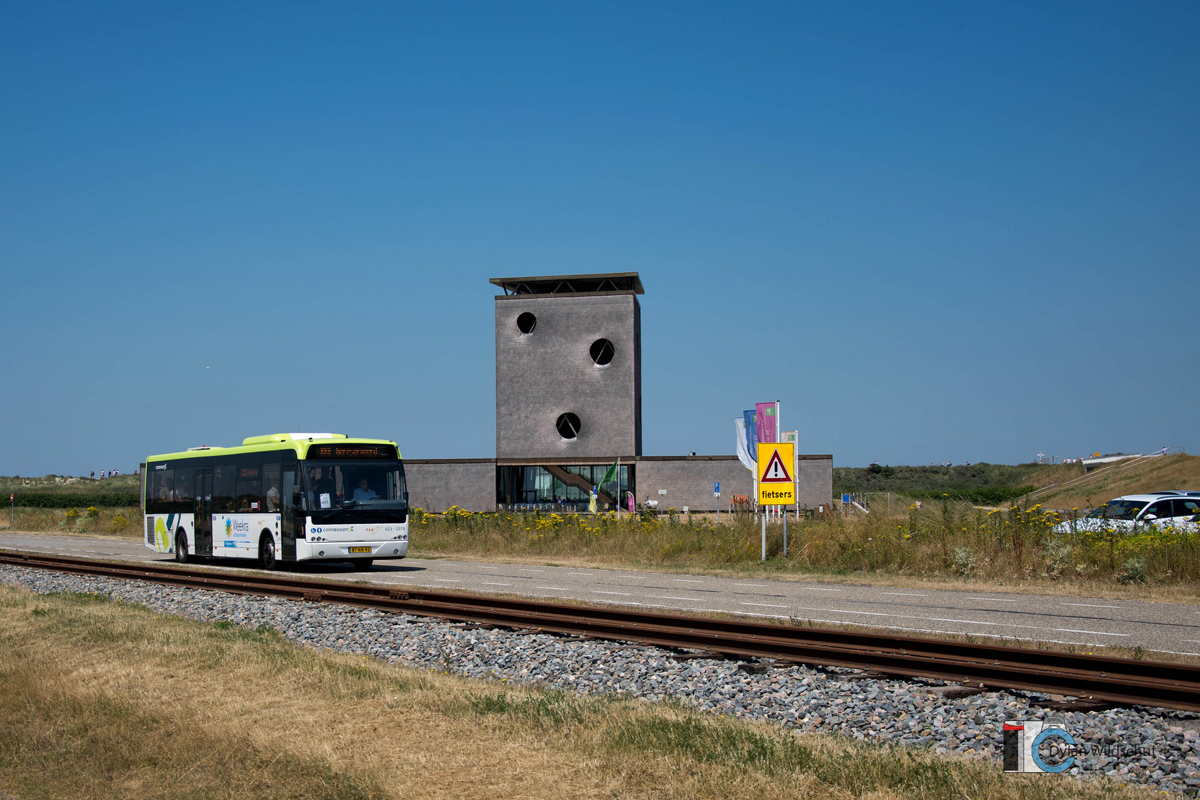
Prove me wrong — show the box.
[3,550,1199,711]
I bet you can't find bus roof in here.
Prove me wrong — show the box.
[146,433,401,463]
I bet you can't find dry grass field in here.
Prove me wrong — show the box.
[0,506,143,538]
[0,582,1157,800]
[410,497,1200,601]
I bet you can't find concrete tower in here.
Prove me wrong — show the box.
[492,273,643,461]
[403,271,830,514]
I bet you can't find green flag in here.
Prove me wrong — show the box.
[599,461,618,487]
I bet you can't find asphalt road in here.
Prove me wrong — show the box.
[3,532,1200,655]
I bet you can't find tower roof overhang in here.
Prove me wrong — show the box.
[490,272,643,296]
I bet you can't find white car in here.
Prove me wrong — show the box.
[1053,492,1200,534]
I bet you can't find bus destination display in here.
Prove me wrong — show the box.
[307,444,397,460]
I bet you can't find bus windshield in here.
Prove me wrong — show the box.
[303,461,406,510]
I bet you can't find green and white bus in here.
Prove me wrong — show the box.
[142,433,409,570]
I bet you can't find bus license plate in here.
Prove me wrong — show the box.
[348,547,372,554]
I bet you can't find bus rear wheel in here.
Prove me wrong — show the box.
[258,534,277,571]
[175,531,189,564]
[350,559,373,571]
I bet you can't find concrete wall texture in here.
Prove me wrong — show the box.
[794,456,834,510]
[405,455,833,513]
[495,292,641,460]
[637,457,754,513]
[405,460,496,513]
[637,455,833,512]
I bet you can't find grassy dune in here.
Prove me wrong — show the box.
[835,455,1200,510]
[0,583,1154,799]
[1024,454,1200,510]
[0,474,140,495]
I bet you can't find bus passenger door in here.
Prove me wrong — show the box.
[281,468,297,560]
[195,468,213,556]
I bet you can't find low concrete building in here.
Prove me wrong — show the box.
[405,459,496,513]
[406,453,833,514]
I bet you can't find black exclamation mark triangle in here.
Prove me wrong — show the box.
[760,449,792,482]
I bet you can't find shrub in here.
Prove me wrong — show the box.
[1118,557,1147,584]
[11,492,139,508]
[1042,541,1073,580]
[951,546,977,577]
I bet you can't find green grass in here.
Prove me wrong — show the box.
[461,688,1147,800]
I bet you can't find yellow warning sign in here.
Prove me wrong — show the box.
[757,442,795,506]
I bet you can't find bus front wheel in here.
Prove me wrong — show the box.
[258,533,277,571]
[175,530,189,564]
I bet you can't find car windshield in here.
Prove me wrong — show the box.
[1087,500,1147,521]
[303,461,406,510]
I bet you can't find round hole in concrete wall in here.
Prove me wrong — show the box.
[556,412,581,440]
[589,338,614,366]
[516,312,537,334]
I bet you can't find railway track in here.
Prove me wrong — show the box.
[3,549,1199,712]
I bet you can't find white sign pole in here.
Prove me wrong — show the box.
[783,506,788,558]
[775,401,781,522]
[761,512,767,562]
[776,403,785,552]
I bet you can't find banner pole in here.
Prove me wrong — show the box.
[783,507,788,558]
[761,512,767,561]
[776,401,781,522]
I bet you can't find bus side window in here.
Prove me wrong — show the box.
[263,461,281,513]
[236,457,262,512]
[152,469,175,506]
[213,464,236,513]
[175,468,195,504]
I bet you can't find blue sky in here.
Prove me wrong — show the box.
[2,1,1197,475]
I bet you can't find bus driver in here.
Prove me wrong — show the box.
[353,478,377,502]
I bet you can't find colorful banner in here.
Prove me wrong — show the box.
[756,402,778,444]
[734,418,755,471]
[743,410,759,461]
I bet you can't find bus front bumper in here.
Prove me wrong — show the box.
[295,540,408,561]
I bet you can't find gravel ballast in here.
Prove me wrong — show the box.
[4,564,1199,794]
